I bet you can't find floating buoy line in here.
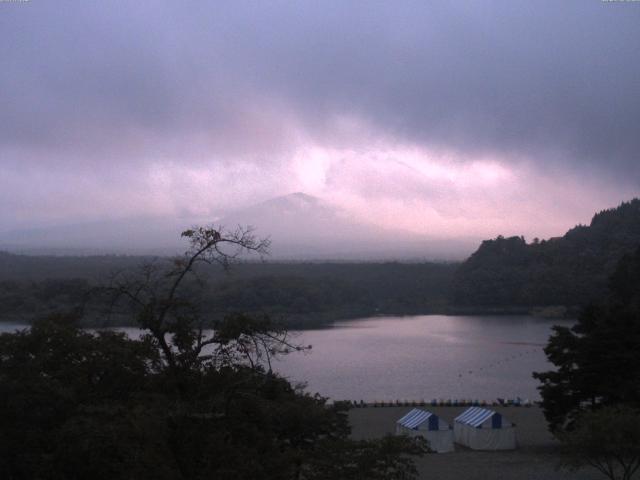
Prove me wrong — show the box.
[456,347,542,378]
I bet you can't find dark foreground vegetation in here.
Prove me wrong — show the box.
[0,226,426,480]
[534,246,640,480]
[0,315,427,480]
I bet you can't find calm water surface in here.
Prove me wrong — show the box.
[275,315,570,402]
[0,315,571,402]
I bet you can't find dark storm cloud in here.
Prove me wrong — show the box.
[1,0,639,233]
[226,0,640,177]
[1,1,639,174]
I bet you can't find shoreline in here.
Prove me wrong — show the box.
[349,405,600,479]
[0,307,576,331]
[339,399,537,408]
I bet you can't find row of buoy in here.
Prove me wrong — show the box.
[342,398,534,408]
[457,348,541,378]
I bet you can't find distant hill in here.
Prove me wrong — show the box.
[452,198,640,309]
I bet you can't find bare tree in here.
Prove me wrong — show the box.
[102,225,305,373]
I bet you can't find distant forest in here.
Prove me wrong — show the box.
[1,199,639,327]
[0,257,455,328]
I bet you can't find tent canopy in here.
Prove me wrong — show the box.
[397,408,448,431]
[454,407,511,429]
[454,407,516,450]
[396,408,454,453]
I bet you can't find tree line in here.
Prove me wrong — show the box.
[0,259,456,328]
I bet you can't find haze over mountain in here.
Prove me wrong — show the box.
[0,192,479,260]
[2,2,639,245]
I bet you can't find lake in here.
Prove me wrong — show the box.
[0,315,571,402]
[274,315,569,402]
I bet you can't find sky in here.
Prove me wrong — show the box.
[1,0,639,244]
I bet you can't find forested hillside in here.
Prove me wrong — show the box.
[0,257,456,327]
[452,199,640,308]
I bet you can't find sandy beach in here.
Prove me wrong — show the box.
[349,406,601,480]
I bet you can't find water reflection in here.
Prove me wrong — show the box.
[274,315,572,402]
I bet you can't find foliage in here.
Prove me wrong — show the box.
[453,198,640,308]
[533,246,640,431]
[0,225,424,479]
[300,436,430,480]
[559,406,640,480]
[0,314,164,480]
[0,257,456,328]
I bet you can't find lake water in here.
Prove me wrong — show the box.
[0,315,571,402]
[274,315,569,402]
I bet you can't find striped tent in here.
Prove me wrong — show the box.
[453,407,516,450]
[395,408,454,453]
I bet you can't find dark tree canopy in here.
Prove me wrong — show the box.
[0,226,425,480]
[533,246,640,431]
[559,406,640,480]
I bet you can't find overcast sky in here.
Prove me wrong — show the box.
[1,0,639,241]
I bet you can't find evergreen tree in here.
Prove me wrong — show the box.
[533,246,640,431]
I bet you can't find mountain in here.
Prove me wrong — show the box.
[0,192,477,260]
[219,192,476,260]
[452,198,640,309]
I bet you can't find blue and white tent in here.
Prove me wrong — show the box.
[453,407,516,450]
[395,408,454,453]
